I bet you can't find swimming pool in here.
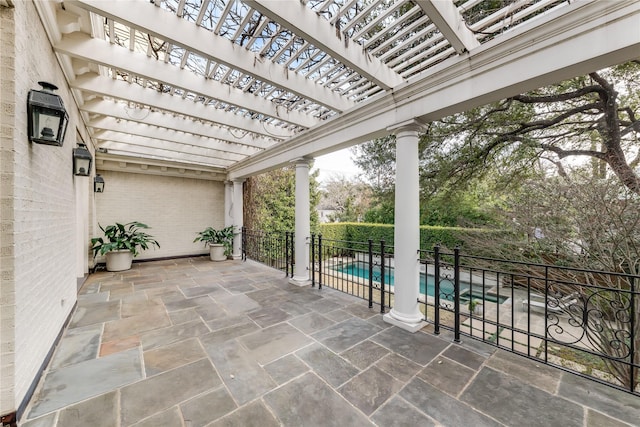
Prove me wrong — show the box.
[331,262,507,303]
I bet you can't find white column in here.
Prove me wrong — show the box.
[231,179,244,259]
[224,180,233,228]
[290,158,312,286]
[384,120,425,332]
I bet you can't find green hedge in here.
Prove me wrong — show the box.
[317,222,498,251]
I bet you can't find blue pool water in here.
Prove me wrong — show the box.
[332,262,507,303]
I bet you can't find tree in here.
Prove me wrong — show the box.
[351,136,496,225]
[244,166,320,233]
[461,171,640,390]
[319,175,372,222]
[421,61,640,195]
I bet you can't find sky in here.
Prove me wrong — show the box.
[311,147,362,184]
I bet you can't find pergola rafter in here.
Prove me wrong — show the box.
[34,0,638,179]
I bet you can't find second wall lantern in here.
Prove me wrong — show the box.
[72,143,92,176]
[94,174,105,193]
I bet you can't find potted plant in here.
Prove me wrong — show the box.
[91,221,160,271]
[468,299,483,315]
[194,226,236,261]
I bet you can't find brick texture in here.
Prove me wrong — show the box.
[1,1,90,415]
[95,170,225,261]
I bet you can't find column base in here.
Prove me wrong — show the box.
[289,277,312,287]
[232,254,242,260]
[383,311,425,333]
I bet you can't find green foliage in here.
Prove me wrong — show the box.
[362,200,395,224]
[317,222,496,251]
[91,221,160,258]
[244,166,320,233]
[194,226,236,256]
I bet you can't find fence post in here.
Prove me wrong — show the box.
[289,232,294,278]
[311,234,316,287]
[433,245,440,335]
[544,265,549,363]
[318,234,323,289]
[241,227,246,261]
[285,232,290,277]
[380,240,386,314]
[454,247,461,343]
[631,277,636,393]
[368,239,373,308]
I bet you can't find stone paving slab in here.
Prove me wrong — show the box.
[297,343,360,388]
[401,377,502,427]
[442,344,488,370]
[179,387,237,427]
[312,317,382,353]
[264,373,374,427]
[461,367,584,427]
[418,356,477,397]
[205,339,277,405]
[120,358,221,425]
[338,366,403,415]
[102,307,171,342]
[485,349,559,393]
[140,318,210,350]
[143,337,208,376]
[49,324,101,369]
[239,322,313,365]
[371,396,436,427]
[68,299,121,329]
[371,328,449,366]
[558,370,640,425]
[56,391,118,427]
[375,352,422,383]
[211,400,280,427]
[288,311,335,334]
[28,348,143,418]
[264,354,309,384]
[340,340,390,370]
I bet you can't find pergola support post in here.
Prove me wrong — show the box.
[290,158,313,286]
[231,179,244,260]
[384,120,426,333]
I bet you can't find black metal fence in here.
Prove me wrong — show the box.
[243,230,639,395]
[419,247,639,395]
[309,235,393,312]
[241,228,293,276]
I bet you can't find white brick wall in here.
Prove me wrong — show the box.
[0,3,17,417]
[1,1,92,416]
[95,170,225,261]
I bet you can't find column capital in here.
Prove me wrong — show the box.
[289,157,314,167]
[387,119,426,133]
[232,178,245,184]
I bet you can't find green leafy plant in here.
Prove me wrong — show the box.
[91,221,160,258]
[468,299,482,313]
[194,226,236,256]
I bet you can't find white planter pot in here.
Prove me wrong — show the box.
[209,244,226,261]
[106,250,134,272]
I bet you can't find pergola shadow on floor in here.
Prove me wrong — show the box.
[21,258,638,427]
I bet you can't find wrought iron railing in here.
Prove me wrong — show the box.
[241,228,293,276]
[243,230,639,395]
[419,247,639,395]
[309,235,393,313]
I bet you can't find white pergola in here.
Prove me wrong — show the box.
[36,0,640,331]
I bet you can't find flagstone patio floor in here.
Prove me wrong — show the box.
[20,257,639,426]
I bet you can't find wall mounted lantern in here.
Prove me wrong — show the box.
[72,143,92,176]
[27,81,68,146]
[94,174,105,193]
